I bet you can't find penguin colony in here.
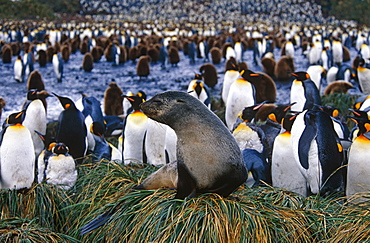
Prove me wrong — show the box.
[1,19,370,206]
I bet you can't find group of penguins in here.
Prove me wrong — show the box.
[2,22,370,204]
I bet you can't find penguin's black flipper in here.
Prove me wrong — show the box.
[80,210,114,235]
[298,112,317,169]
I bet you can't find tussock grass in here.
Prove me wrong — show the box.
[0,218,79,243]
[1,160,370,242]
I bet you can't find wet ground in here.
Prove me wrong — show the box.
[0,44,362,125]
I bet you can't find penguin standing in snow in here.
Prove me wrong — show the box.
[272,114,307,196]
[53,93,87,164]
[121,95,148,164]
[290,109,343,196]
[23,49,34,80]
[357,58,370,93]
[0,111,35,189]
[14,55,24,83]
[52,52,63,82]
[290,71,321,112]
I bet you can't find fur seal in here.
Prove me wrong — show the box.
[139,91,248,199]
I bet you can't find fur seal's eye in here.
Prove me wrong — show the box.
[152,99,163,105]
[176,99,185,103]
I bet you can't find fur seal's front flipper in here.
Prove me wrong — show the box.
[175,161,197,199]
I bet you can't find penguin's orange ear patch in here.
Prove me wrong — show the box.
[337,143,343,153]
[365,123,370,133]
[65,104,71,109]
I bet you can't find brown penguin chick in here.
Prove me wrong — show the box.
[274,55,295,81]
[136,55,151,78]
[0,97,6,120]
[46,46,55,63]
[71,37,79,54]
[61,44,71,62]
[128,46,138,63]
[119,45,127,64]
[10,42,20,56]
[199,63,218,88]
[54,41,60,53]
[27,70,45,91]
[104,82,124,116]
[137,43,148,57]
[38,50,47,67]
[242,70,276,103]
[168,46,180,66]
[147,45,160,63]
[324,81,354,95]
[80,40,89,55]
[82,52,94,72]
[210,47,222,64]
[261,57,276,78]
[343,46,351,62]
[2,44,12,63]
[91,46,104,62]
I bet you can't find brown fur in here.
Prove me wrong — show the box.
[27,70,45,91]
[82,53,94,72]
[324,81,354,95]
[136,55,151,78]
[80,41,89,55]
[2,44,12,63]
[238,62,249,73]
[128,46,138,62]
[36,90,50,111]
[168,46,180,65]
[10,42,20,56]
[342,46,351,62]
[199,63,218,88]
[274,56,295,81]
[46,46,55,63]
[91,46,104,62]
[210,47,222,64]
[261,57,276,78]
[71,37,80,54]
[54,41,60,53]
[61,45,71,62]
[38,50,47,67]
[0,96,5,119]
[147,46,160,63]
[104,82,124,116]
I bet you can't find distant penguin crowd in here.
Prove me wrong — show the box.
[1,19,370,206]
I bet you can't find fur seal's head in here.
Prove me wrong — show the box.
[140,91,204,128]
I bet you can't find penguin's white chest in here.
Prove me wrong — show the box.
[290,81,305,112]
[346,137,370,200]
[271,133,307,196]
[0,125,35,189]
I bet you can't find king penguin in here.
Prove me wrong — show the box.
[187,74,211,108]
[52,52,63,82]
[22,90,47,158]
[0,111,35,189]
[290,109,343,196]
[53,93,87,164]
[225,72,256,130]
[289,71,321,112]
[271,114,307,196]
[121,95,148,164]
[222,57,239,105]
[14,55,24,83]
[346,116,370,203]
[357,58,370,93]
